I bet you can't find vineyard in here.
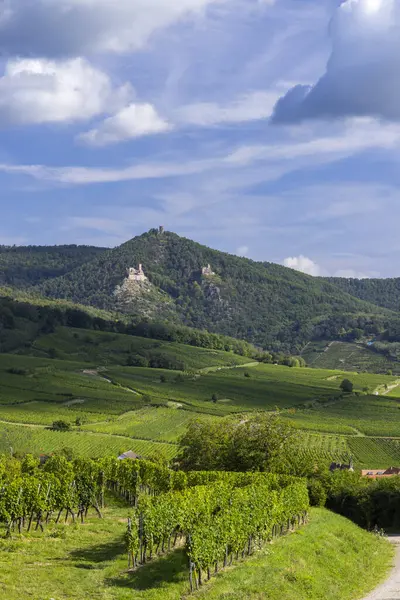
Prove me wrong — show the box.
[32,327,253,371]
[0,454,309,594]
[0,422,178,459]
[302,340,400,374]
[1,336,400,468]
[348,437,400,468]
[82,407,216,443]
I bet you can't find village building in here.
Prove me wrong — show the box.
[117,450,142,460]
[329,459,354,472]
[362,467,400,479]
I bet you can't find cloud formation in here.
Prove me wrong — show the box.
[176,91,280,127]
[0,0,227,57]
[0,58,130,125]
[79,103,171,146]
[283,255,321,276]
[273,0,400,122]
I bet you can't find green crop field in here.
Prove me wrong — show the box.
[288,395,400,438]
[0,401,110,426]
[348,437,400,468]
[29,326,252,371]
[302,340,400,374]
[83,406,215,442]
[106,363,399,415]
[300,432,349,462]
[0,422,177,459]
[1,342,400,467]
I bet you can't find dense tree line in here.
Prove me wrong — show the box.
[0,245,106,288]
[327,277,400,313]
[0,294,306,366]
[311,470,400,531]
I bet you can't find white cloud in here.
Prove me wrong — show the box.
[273,0,400,122]
[283,255,322,276]
[79,103,171,146]
[1,116,400,184]
[176,90,281,126]
[333,269,371,279]
[236,245,249,257]
[0,57,131,125]
[0,0,228,57]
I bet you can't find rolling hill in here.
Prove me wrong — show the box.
[36,229,395,353]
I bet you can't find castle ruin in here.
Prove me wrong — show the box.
[127,264,147,282]
[202,264,215,277]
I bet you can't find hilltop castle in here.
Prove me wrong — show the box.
[127,264,147,282]
[202,264,215,277]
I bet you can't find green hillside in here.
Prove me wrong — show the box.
[37,229,394,353]
[0,244,106,288]
[327,276,400,312]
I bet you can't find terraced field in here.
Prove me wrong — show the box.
[31,327,252,371]
[0,422,177,459]
[83,407,216,442]
[348,438,400,468]
[302,340,399,374]
[107,363,397,415]
[1,341,400,468]
[287,395,400,437]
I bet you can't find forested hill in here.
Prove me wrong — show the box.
[37,229,394,353]
[0,245,106,288]
[326,277,400,312]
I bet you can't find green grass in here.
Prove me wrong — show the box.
[0,505,392,600]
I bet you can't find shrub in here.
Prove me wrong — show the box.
[340,379,354,393]
[51,420,71,432]
[307,479,327,507]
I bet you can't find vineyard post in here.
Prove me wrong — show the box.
[139,512,144,564]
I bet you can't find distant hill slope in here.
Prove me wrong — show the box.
[0,244,107,288]
[37,229,394,352]
[326,277,400,312]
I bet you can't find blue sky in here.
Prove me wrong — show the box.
[0,0,399,277]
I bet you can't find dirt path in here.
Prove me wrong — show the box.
[362,535,400,600]
[200,361,259,373]
[381,381,400,396]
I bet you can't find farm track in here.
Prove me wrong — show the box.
[362,536,400,600]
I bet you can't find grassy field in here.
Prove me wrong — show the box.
[0,504,392,600]
[303,340,400,374]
